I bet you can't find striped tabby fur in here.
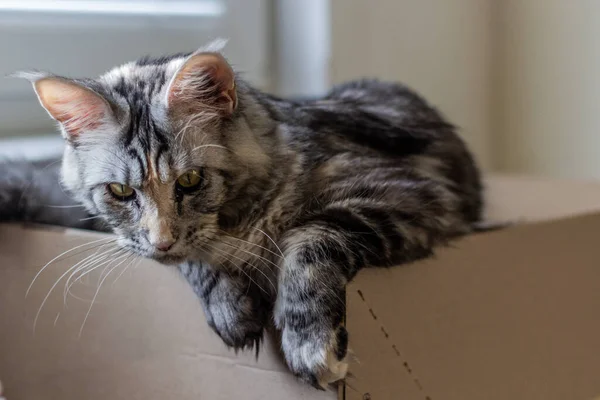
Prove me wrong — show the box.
[0,41,482,388]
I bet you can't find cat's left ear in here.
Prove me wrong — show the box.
[18,73,118,141]
[166,51,237,119]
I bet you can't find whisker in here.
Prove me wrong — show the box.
[251,227,286,260]
[52,240,120,261]
[44,204,86,209]
[218,239,281,270]
[191,144,230,153]
[63,248,127,304]
[62,245,119,299]
[215,241,281,291]
[98,250,130,282]
[202,242,276,294]
[33,250,112,333]
[26,236,116,297]
[132,257,144,270]
[217,229,283,260]
[110,253,137,287]
[201,243,267,293]
[78,258,125,338]
[79,215,102,222]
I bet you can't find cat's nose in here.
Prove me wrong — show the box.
[153,239,176,252]
[146,219,177,252]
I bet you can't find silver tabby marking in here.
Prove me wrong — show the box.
[0,41,482,388]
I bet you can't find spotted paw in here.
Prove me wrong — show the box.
[282,325,350,389]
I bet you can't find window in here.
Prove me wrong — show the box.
[0,0,270,137]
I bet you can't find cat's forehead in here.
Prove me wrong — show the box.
[98,55,189,105]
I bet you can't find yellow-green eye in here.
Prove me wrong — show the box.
[176,169,202,190]
[108,183,135,199]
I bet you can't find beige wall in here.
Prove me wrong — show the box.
[331,0,494,170]
[331,1,600,180]
[496,1,600,180]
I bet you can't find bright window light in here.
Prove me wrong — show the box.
[0,1,225,17]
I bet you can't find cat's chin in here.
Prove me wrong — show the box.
[151,253,187,265]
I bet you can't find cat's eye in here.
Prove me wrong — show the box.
[176,169,203,192]
[108,183,135,200]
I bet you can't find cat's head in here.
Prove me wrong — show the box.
[22,40,274,264]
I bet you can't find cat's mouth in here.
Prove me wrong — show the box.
[120,239,187,265]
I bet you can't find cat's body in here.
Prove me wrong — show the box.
[0,42,482,388]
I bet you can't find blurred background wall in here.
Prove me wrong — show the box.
[329,0,493,170]
[1,0,599,180]
[330,0,600,180]
[495,1,600,180]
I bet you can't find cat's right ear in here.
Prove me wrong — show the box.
[19,73,117,141]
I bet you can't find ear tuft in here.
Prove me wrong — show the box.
[31,77,115,139]
[167,51,237,121]
[8,70,49,82]
[201,38,229,53]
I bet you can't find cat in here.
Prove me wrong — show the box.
[0,40,483,388]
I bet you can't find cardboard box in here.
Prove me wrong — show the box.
[2,175,600,400]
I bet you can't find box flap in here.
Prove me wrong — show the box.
[0,225,336,399]
[347,212,600,400]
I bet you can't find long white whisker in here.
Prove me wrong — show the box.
[66,255,125,305]
[78,259,124,338]
[218,229,283,260]
[66,253,131,304]
[26,237,116,297]
[132,257,144,270]
[62,246,119,302]
[191,144,230,153]
[203,243,256,281]
[110,253,137,287]
[203,242,276,294]
[33,252,110,333]
[64,248,127,304]
[79,215,102,222]
[251,227,286,260]
[98,250,129,282]
[218,240,281,271]
[44,204,86,209]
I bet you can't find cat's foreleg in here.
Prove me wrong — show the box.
[274,222,356,389]
[274,202,446,388]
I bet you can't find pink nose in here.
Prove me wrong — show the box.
[153,239,176,252]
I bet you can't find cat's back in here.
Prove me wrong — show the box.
[266,79,483,224]
[277,79,462,162]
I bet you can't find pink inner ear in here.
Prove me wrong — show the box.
[35,78,109,138]
[52,98,105,136]
[168,52,237,116]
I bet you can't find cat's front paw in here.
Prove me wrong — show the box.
[282,324,349,389]
[205,295,267,352]
[180,262,270,354]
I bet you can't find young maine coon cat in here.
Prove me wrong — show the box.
[0,40,483,388]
